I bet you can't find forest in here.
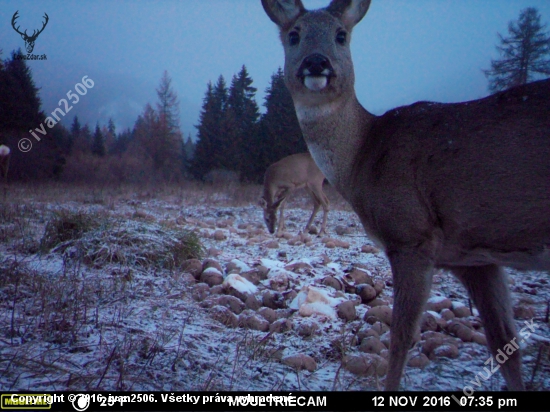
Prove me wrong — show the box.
[0,50,306,186]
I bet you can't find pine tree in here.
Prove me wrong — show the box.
[484,7,550,93]
[91,123,106,157]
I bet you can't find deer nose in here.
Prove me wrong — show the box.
[300,53,332,77]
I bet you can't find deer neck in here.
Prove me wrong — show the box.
[294,93,373,199]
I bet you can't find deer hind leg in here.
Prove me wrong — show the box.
[306,184,330,235]
[452,265,524,390]
[303,190,321,235]
[385,247,435,390]
[318,190,329,235]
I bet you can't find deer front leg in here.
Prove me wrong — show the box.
[385,246,435,390]
[453,265,524,390]
[276,197,288,236]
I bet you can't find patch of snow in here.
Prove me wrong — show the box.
[223,274,257,294]
[260,258,284,269]
[326,262,341,271]
[427,295,447,304]
[427,310,441,319]
[230,259,251,272]
[203,267,222,275]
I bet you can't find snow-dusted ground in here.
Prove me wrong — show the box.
[0,184,549,392]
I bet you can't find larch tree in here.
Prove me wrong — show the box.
[154,71,183,180]
[484,7,550,93]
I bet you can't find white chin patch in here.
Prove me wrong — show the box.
[304,76,327,91]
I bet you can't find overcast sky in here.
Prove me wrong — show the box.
[1,0,550,138]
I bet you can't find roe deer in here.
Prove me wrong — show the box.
[259,152,329,236]
[262,0,550,390]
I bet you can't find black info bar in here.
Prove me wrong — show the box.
[0,391,540,411]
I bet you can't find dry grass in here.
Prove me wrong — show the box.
[0,180,359,392]
[39,209,203,270]
[2,179,351,210]
[0,181,270,391]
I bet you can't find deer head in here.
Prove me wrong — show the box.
[11,11,49,54]
[259,195,285,234]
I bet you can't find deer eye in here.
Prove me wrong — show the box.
[289,31,300,46]
[336,30,347,45]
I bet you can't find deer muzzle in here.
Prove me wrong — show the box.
[298,53,334,91]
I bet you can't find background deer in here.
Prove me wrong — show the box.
[262,0,550,391]
[259,152,329,236]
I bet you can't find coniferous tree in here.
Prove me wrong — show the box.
[182,133,195,176]
[48,123,69,177]
[250,68,306,183]
[78,124,92,153]
[0,49,63,181]
[191,76,228,180]
[108,118,116,136]
[1,49,43,132]
[155,71,183,180]
[156,71,180,133]
[484,7,550,93]
[210,75,230,171]
[225,65,260,179]
[104,119,116,154]
[111,128,132,155]
[91,123,106,157]
[67,116,81,153]
[130,104,157,164]
[70,116,81,138]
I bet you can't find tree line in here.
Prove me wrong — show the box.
[0,7,548,185]
[191,66,305,183]
[0,51,305,184]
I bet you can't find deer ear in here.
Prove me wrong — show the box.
[326,0,371,30]
[262,0,306,28]
[258,197,268,208]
